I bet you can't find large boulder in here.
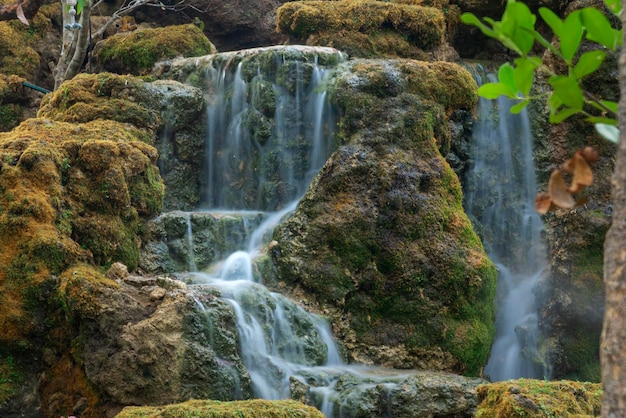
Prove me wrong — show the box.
[276,0,455,60]
[93,24,217,76]
[0,73,202,417]
[270,59,497,376]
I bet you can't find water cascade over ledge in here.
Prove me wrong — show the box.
[152,46,488,417]
[464,71,550,381]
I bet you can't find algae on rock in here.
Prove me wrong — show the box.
[270,59,496,376]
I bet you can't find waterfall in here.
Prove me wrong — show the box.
[157,47,489,417]
[183,48,348,404]
[464,72,549,381]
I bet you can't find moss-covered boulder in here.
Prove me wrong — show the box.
[0,73,205,416]
[474,379,602,417]
[44,267,252,416]
[116,399,325,418]
[276,0,454,59]
[270,59,496,376]
[93,24,217,75]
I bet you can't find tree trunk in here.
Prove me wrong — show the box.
[601,1,626,416]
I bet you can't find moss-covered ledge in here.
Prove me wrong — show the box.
[277,0,447,58]
[93,24,217,75]
[116,399,325,418]
[475,379,602,417]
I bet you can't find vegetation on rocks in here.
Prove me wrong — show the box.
[94,24,217,76]
[276,0,447,58]
[116,399,325,418]
[271,59,495,375]
[475,379,602,417]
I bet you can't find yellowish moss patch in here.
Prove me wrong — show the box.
[277,0,445,57]
[475,379,602,417]
[94,24,217,75]
[116,399,325,418]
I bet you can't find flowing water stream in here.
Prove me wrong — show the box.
[157,50,530,416]
[464,72,549,380]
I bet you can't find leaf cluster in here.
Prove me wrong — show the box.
[461,0,621,143]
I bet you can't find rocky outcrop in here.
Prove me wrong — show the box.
[291,368,486,417]
[475,379,602,417]
[0,73,204,417]
[140,211,266,273]
[276,0,458,60]
[93,24,217,76]
[47,266,252,416]
[270,58,497,376]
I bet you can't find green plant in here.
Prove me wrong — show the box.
[461,0,621,143]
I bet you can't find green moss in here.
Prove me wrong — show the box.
[0,104,21,132]
[277,0,445,54]
[0,355,22,404]
[95,24,217,75]
[475,379,602,417]
[116,399,325,418]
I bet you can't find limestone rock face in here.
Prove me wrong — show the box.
[271,59,497,376]
[291,369,486,417]
[49,267,252,416]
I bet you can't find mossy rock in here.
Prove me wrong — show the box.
[0,116,163,349]
[271,59,494,375]
[475,379,602,417]
[277,0,446,58]
[38,73,163,134]
[116,399,325,417]
[94,24,217,75]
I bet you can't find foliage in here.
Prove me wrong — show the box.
[461,0,621,143]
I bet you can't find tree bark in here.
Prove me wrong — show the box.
[0,0,46,21]
[601,1,626,416]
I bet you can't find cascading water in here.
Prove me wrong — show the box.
[182,48,350,408]
[158,47,489,417]
[464,72,549,381]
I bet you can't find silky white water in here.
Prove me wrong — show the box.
[464,73,549,380]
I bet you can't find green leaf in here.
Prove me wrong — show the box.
[498,63,516,92]
[549,107,580,123]
[502,0,537,55]
[539,7,563,38]
[601,100,618,114]
[76,0,85,15]
[549,75,584,110]
[560,11,583,62]
[581,7,621,50]
[461,13,496,38]
[586,116,618,125]
[514,56,541,95]
[547,92,563,112]
[572,50,605,80]
[510,100,530,113]
[604,0,622,15]
[595,123,620,143]
[478,82,516,99]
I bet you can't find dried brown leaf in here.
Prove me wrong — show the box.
[568,152,593,193]
[535,192,553,214]
[16,4,29,26]
[581,146,599,164]
[548,170,576,209]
